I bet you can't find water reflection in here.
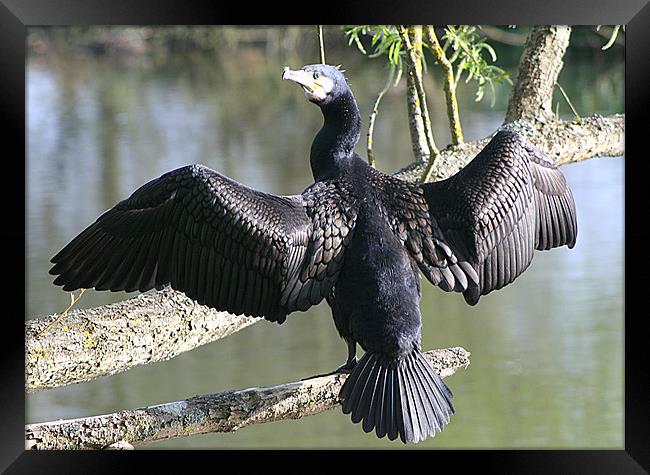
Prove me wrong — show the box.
[26,40,623,449]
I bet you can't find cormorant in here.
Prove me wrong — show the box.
[49,64,577,444]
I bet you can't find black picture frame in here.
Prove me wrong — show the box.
[4,0,648,472]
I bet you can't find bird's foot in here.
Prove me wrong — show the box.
[336,356,358,373]
[300,357,357,381]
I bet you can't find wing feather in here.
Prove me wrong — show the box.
[368,168,477,294]
[50,164,356,323]
[525,140,578,250]
[420,129,577,305]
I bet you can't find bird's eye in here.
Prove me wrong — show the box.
[313,72,320,80]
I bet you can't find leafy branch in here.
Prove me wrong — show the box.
[345,25,405,72]
[344,24,511,170]
[441,25,512,106]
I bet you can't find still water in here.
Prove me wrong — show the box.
[26,39,623,448]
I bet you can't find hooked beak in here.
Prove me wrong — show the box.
[282,67,317,93]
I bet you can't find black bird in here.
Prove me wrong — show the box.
[49,64,577,444]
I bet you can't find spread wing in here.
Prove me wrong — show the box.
[49,164,356,323]
[372,170,479,294]
[419,129,577,305]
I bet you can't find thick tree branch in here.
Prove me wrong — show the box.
[395,113,624,183]
[505,26,572,123]
[529,114,625,165]
[25,347,470,449]
[26,287,257,393]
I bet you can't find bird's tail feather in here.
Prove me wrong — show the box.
[339,349,454,443]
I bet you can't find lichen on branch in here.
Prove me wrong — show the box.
[26,287,258,393]
[25,347,470,449]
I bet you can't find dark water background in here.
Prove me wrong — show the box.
[26,27,624,448]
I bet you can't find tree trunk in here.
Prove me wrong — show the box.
[505,26,572,123]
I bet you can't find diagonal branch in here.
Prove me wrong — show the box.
[26,287,258,393]
[395,113,624,183]
[25,346,470,449]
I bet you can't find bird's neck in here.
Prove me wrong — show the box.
[310,91,361,181]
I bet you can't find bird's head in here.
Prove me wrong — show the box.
[282,64,350,107]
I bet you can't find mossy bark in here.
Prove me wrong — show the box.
[26,287,257,392]
[395,113,625,183]
[25,347,470,449]
[400,25,439,165]
[425,25,463,146]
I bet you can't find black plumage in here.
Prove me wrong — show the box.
[49,64,577,444]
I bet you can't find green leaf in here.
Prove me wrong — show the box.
[353,35,366,54]
[483,43,497,62]
[371,31,382,47]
